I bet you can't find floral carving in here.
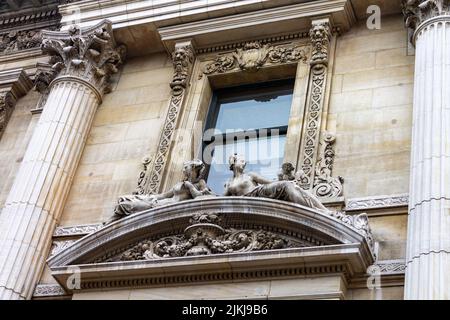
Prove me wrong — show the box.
[312,132,344,199]
[117,212,296,261]
[0,29,44,55]
[40,22,127,95]
[202,41,308,76]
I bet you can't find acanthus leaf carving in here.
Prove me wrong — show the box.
[0,29,52,55]
[202,41,308,76]
[402,0,450,31]
[40,22,127,95]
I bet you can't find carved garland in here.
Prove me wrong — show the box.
[202,41,309,76]
[136,43,195,195]
[38,23,127,97]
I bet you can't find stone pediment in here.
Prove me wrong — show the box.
[48,197,375,292]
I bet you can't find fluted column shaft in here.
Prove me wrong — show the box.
[0,20,125,300]
[405,18,450,300]
[0,78,99,299]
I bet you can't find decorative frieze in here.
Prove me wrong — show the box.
[346,194,409,211]
[53,223,103,238]
[202,41,308,76]
[33,284,67,298]
[0,29,44,54]
[138,41,195,195]
[374,260,407,275]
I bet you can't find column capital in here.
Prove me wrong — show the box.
[402,0,450,33]
[309,18,332,67]
[38,19,126,97]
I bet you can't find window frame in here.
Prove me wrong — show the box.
[202,78,295,189]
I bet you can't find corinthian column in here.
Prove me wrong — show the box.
[0,20,126,300]
[402,0,450,300]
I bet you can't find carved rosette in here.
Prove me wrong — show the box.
[298,20,332,190]
[0,92,14,139]
[312,132,344,199]
[402,0,450,31]
[202,41,308,76]
[140,42,195,195]
[39,21,127,96]
[116,212,298,261]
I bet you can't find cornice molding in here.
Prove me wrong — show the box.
[158,0,354,51]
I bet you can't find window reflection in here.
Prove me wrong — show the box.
[203,79,294,195]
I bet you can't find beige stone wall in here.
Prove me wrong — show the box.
[329,15,414,198]
[58,53,173,226]
[0,90,40,209]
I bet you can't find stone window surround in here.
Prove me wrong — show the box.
[162,37,315,192]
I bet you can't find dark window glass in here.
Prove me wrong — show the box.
[203,79,294,194]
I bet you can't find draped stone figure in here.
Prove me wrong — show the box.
[224,154,328,211]
[106,159,214,223]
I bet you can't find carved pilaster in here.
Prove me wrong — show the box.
[298,19,332,190]
[137,40,195,195]
[40,21,127,97]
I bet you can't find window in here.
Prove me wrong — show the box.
[203,79,294,194]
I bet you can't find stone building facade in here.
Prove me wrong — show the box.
[0,0,448,300]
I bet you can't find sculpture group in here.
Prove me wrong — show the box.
[107,154,328,223]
